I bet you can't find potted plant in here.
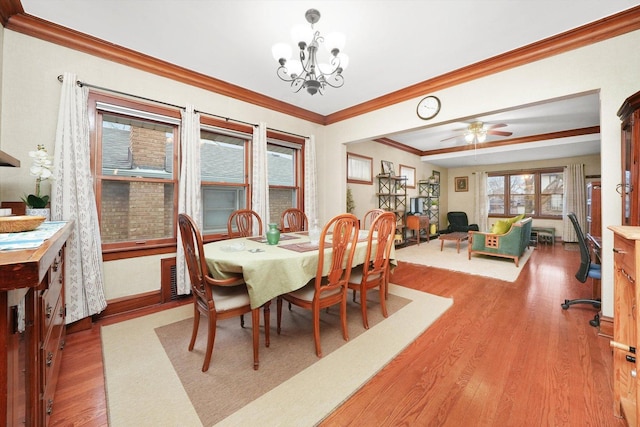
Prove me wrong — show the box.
[22,144,53,219]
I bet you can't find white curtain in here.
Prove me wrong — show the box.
[304,135,319,224]
[176,104,201,295]
[473,171,489,231]
[252,123,268,233]
[563,163,586,242]
[51,72,107,324]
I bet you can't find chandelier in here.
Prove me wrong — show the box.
[271,9,348,96]
[464,121,488,144]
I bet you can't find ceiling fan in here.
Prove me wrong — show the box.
[441,121,513,144]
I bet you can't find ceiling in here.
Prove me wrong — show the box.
[18,0,639,167]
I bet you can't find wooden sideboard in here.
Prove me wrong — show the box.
[609,225,640,426]
[0,221,72,426]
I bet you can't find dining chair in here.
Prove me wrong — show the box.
[362,208,385,230]
[227,209,263,238]
[280,208,308,232]
[348,211,396,329]
[276,213,359,357]
[178,213,270,372]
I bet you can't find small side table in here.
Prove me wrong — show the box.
[406,215,429,245]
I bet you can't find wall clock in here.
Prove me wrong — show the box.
[416,95,441,120]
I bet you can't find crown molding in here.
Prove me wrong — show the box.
[2,3,640,126]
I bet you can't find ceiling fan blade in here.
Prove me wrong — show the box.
[440,135,462,142]
[486,123,508,130]
[487,130,513,137]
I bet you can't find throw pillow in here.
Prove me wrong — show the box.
[510,214,525,224]
[491,219,512,235]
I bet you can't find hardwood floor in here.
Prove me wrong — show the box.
[50,242,625,426]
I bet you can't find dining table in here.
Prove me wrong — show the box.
[203,231,396,309]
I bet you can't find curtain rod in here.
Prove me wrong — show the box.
[57,74,184,110]
[57,75,309,139]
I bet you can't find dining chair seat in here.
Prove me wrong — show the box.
[211,285,253,310]
[286,279,343,301]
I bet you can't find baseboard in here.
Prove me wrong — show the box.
[597,312,613,339]
[96,290,163,320]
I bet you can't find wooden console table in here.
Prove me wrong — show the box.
[405,215,429,245]
[0,221,73,426]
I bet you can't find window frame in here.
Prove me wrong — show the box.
[89,92,181,256]
[266,130,305,225]
[199,116,253,240]
[347,152,373,184]
[487,168,564,219]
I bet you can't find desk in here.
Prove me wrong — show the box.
[204,232,394,309]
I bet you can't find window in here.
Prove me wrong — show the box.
[267,136,303,224]
[90,93,180,251]
[200,128,250,235]
[347,153,373,184]
[488,169,564,218]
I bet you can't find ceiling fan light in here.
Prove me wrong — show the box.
[477,133,487,143]
[464,133,474,143]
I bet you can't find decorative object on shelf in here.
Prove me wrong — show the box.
[416,95,441,120]
[272,8,348,96]
[266,223,281,245]
[432,170,440,183]
[399,164,416,189]
[419,180,440,234]
[381,160,394,175]
[22,144,53,211]
[455,176,469,192]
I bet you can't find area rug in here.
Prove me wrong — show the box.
[101,285,452,426]
[396,238,533,282]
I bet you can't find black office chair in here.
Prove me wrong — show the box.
[561,212,601,316]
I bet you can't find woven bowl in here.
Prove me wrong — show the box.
[0,215,46,233]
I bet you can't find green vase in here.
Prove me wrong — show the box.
[266,223,281,245]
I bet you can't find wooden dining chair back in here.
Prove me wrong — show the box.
[362,208,385,230]
[276,213,360,357]
[280,208,308,232]
[227,209,263,237]
[178,213,268,372]
[348,211,396,328]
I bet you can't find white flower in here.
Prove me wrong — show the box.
[28,146,53,181]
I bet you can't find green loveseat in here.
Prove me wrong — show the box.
[468,217,533,267]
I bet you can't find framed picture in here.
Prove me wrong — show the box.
[432,170,440,184]
[399,164,416,188]
[455,176,469,192]
[381,160,395,176]
[347,152,373,184]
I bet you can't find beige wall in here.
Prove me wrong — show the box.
[1,26,638,316]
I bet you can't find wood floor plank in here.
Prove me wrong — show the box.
[49,243,626,426]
